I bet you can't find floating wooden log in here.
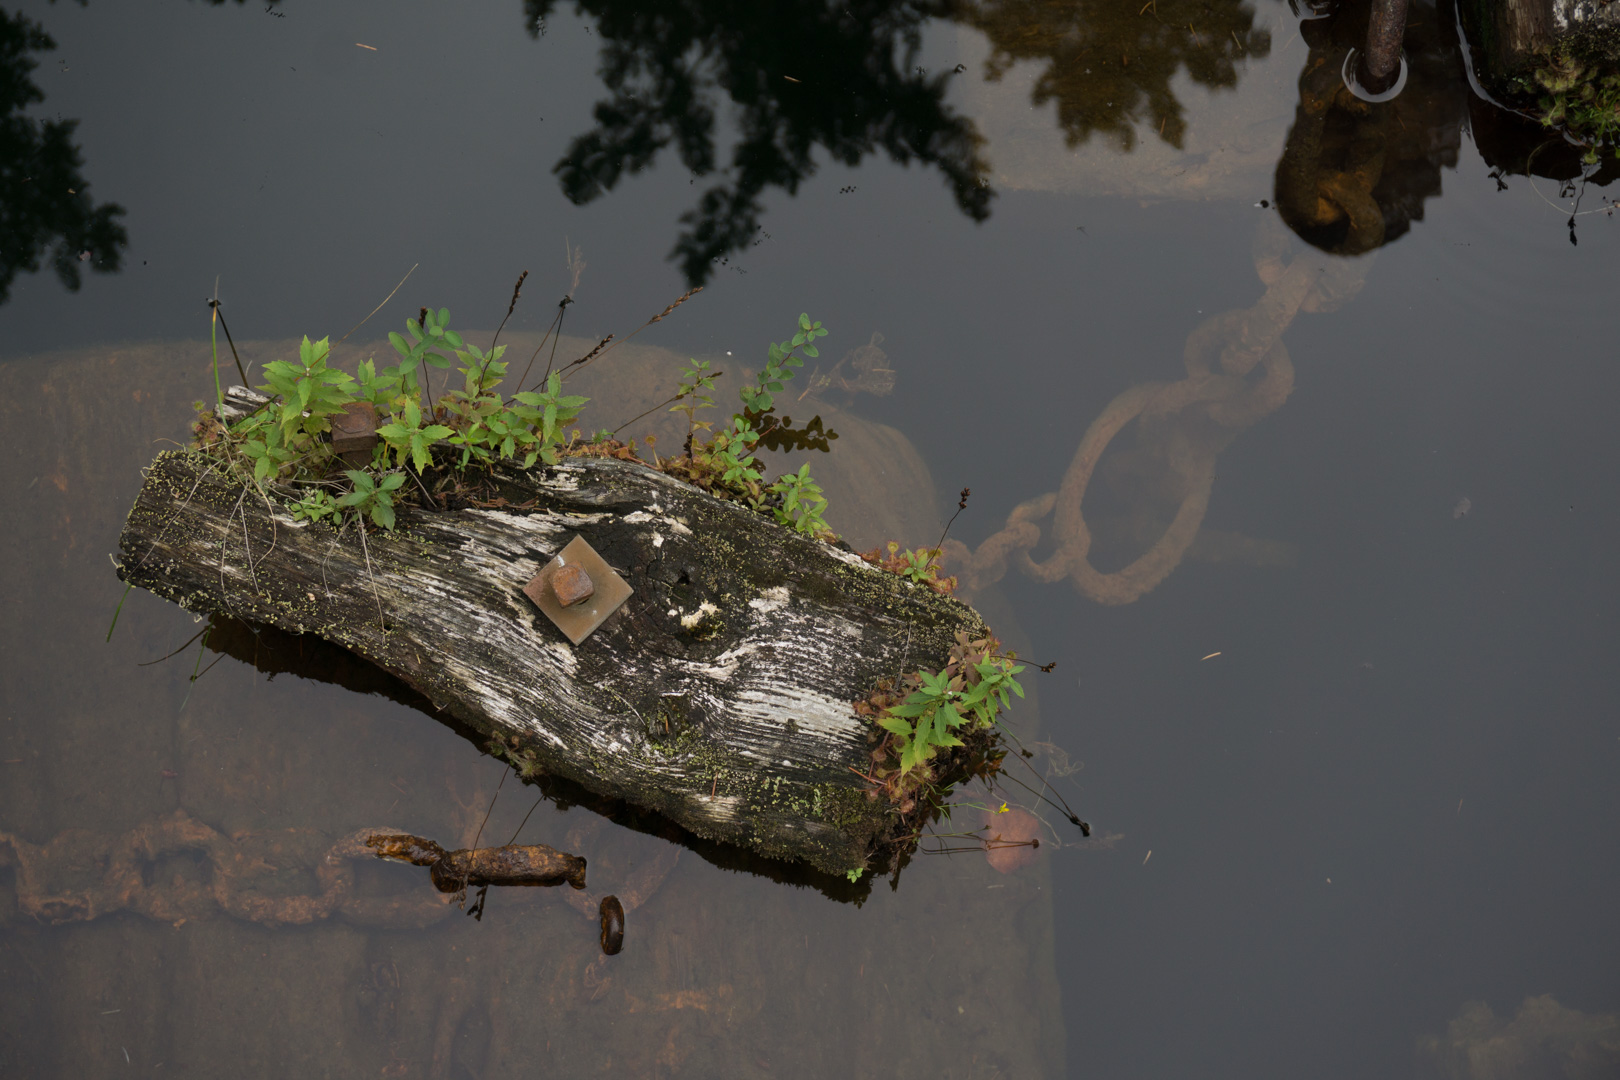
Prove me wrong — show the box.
[116,424,986,877]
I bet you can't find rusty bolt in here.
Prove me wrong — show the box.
[551,564,595,607]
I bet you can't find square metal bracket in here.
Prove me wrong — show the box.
[523,535,633,645]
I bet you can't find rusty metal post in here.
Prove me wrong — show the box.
[1357,0,1409,94]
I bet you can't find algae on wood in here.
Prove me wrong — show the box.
[116,449,986,876]
[1460,0,1620,93]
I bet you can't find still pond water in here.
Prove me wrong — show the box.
[2,1,1617,1077]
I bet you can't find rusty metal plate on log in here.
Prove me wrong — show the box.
[523,535,632,645]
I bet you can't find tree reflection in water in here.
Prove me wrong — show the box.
[0,10,126,305]
[527,0,1284,280]
[960,0,1270,151]
[525,0,993,285]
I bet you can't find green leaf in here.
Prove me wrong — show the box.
[409,437,433,473]
[370,500,395,530]
[877,716,915,737]
[379,473,406,492]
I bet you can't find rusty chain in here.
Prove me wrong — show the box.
[0,810,455,928]
[0,808,681,932]
[942,222,1371,605]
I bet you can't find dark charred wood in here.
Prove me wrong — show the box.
[116,447,987,876]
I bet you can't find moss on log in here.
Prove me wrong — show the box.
[1461,0,1620,94]
[116,449,986,876]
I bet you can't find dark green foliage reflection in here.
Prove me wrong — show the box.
[524,0,993,285]
[961,0,1270,151]
[526,0,1272,283]
[0,9,126,305]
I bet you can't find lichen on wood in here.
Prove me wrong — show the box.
[117,449,988,876]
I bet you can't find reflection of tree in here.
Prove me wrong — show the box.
[523,0,992,286]
[0,10,126,305]
[960,0,1270,150]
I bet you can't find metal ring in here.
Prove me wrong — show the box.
[1342,48,1408,103]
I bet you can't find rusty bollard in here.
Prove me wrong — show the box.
[1355,0,1408,96]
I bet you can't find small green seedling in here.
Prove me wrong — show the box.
[335,469,405,530]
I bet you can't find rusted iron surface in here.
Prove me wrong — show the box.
[521,533,632,645]
[1358,0,1410,94]
[551,563,595,607]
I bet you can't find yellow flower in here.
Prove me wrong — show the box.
[997,802,1009,813]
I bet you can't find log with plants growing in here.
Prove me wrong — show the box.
[120,292,1047,879]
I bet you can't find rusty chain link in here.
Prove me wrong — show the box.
[0,810,454,929]
[0,809,683,932]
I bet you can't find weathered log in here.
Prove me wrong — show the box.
[116,447,986,876]
[1460,0,1620,94]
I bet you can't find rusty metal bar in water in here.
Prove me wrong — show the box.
[1357,0,1409,94]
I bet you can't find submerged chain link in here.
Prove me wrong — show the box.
[942,222,1370,605]
[0,810,454,928]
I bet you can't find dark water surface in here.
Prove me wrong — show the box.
[3,1,1617,1077]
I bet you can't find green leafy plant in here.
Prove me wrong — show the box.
[854,634,1022,816]
[897,547,940,584]
[260,336,356,444]
[664,313,829,509]
[878,646,1027,777]
[1510,44,1620,164]
[204,305,849,546]
[226,336,360,482]
[289,487,341,524]
[335,469,406,530]
[376,399,455,473]
[509,373,589,465]
[859,542,956,594]
[235,417,298,482]
[670,356,719,446]
[768,462,829,537]
[740,312,826,414]
[386,308,461,398]
[878,668,967,774]
[710,416,764,500]
[355,357,401,408]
